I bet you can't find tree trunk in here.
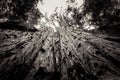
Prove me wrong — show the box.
[0,27,120,80]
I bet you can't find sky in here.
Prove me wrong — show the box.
[35,0,96,31]
[35,0,84,32]
[37,0,83,16]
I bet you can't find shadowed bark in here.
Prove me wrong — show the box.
[0,25,120,80]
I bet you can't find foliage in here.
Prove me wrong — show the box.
[0,0,42,24]
[82,0,120,31]
[64,0,120,33]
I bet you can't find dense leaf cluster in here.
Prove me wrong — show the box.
[0,0,41,23]
[83,0,120,32]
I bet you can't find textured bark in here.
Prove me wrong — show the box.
[0,27,120,80]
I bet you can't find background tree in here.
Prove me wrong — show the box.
[0,0,42,26]
[82,0,120,34]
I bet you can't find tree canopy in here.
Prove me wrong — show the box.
[0,0,42,23]
[82,0,120,33]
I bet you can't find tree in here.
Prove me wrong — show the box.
[82,0,120,34]
[0,0,42,31]
[0,0,42,23]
